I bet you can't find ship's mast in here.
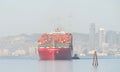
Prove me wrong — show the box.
[52,37,56,48]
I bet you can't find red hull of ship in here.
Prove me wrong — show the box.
[38,48,72,60]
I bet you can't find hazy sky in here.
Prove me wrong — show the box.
[0,0,120,37]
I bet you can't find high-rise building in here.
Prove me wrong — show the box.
[106,31,119,46]
[118,32,120,45]
[89,23,96,51]
[99,28,105,52]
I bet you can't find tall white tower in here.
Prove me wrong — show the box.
[99,27,105,52]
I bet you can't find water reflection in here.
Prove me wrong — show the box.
[39,60,73,72]
[93,67,97,72]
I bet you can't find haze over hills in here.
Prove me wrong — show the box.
[0,33,41,56]
[0,33,88,56]
[0,32,120,57]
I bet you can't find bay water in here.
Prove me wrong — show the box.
[0,58,120,72]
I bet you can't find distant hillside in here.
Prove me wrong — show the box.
[0,33,89,56]
[0,33,88,49]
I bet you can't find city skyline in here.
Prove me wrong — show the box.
[0,25,120,57]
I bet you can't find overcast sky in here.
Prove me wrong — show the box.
[0,0,120,37]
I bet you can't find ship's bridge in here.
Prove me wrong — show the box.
[50,28,66,34]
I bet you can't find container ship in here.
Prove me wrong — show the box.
[38,28,73,60]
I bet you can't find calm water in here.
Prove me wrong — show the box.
[0,58,120,72]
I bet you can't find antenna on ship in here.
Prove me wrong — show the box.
[54,16,65,32]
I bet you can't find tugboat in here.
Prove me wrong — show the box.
[72,54,80,59]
